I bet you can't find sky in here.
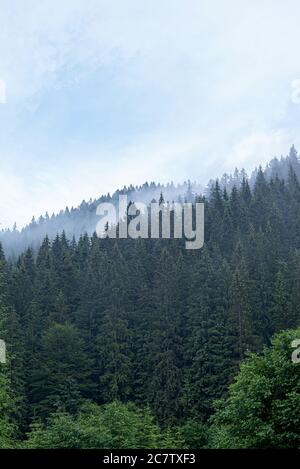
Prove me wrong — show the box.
[1,0,300,228]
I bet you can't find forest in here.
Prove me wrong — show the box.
[1,145,299,260]
[1,148,300,448]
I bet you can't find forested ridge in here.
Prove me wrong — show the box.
[1,148,300,448]
[1,145,300,260]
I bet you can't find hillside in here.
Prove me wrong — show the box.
[1,152,300,447]
[1,146,299,259]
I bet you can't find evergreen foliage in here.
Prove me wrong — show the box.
[0,149,300,448]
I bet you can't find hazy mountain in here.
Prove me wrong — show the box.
[1,146,299,259]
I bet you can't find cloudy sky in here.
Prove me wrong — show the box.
[0,0,300,227]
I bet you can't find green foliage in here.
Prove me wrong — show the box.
[29,323,95,418]
[1,152,300,447]
[25,401,182,449]
[208,328,300,448]
[178,419,208,448]
[0,371,16,448]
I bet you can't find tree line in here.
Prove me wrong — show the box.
[1,152,300,447]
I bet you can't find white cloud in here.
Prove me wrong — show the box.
[0,80,6,104]
[1,0,300,227]
[226,131,296,172]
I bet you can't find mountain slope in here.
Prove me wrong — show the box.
[1,146,299,258]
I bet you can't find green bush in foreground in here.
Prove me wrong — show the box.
[208,328,300,448]
[24,401,183,449]
[3,327,300,449]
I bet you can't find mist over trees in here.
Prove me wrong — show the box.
[1,146,300,259]
[1,147,300,448]
[0,180,202,260]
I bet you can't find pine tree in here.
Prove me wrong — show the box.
[29,323,94,419]
[96,243,133,403]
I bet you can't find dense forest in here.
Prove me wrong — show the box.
[1,147,300,448]
[1,146,300,260]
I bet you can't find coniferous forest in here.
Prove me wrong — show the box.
[1,150,300,449]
